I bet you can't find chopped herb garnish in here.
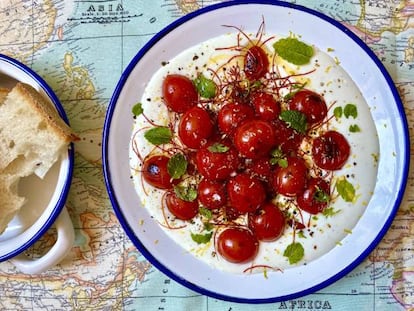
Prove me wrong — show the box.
[322,207,340,217]
[174,184,197,202]
[167,153,187,179]
[144,126,172,145]
[199,206,213,219]
[191,232,213,244]
[333,106,343,119]
[284,82,307,101]
[349,124,361,133]
[283,242,305,264]
[336,177,356,202]
[273,37,314,65]
[193,74,217,99]
[208,143,229,153]
[314,187,330,203]
[280,110,307,133]
[344,103,358,119]
[270,147,288,167]
[132,102,144,116]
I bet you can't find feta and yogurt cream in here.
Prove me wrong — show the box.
[129,29,379,274]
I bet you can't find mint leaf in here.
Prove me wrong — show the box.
[144,127,172,145]
[199,206,213,219]
[333,106,343,119]
[283,242,304,264]
[349,124,361,133]
[322,207,340,218]
[273,37,314,65]
[207,143,229,153]
[314,188,330,203]
[280,110,307,133]
[283,82,307,101]
[270,148,288,167]
[344,103,358,119]
[174,184,197,202]
[191,232,213,244]
[132,103,143,116]
[167,153,187,179]
[336,177,356,202]
[193,74,216,99]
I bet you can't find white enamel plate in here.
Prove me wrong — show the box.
[103,1,409,303]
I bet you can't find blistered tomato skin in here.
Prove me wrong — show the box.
[216,227,259,263]
[273,156,308,197]
[227,173,266,213]
[251,92,281,121]
[165,191,199,220]
[233,119,276,159]
[297,178,330,215]
[244,46,269,80]
[162,74,198,113]
[195,142,240,180]
[178,106,214,149]
[249,202,285,242]
[312,130,350,170]
[197,179,227,210]
[289,89,327,125]
[142,155,175,190]
[217,103,254,135]
[272,119,303,154]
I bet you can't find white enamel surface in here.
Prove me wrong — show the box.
[129,34,379,273]
[0,56,74,269]
[105,3,408,301]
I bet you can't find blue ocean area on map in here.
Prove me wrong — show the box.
[0,0,413,310]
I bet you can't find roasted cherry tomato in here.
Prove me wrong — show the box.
[250,92,281,121]
[297,178,330,214]
[217,103,254,135]
[312,130,350,170]
[162,74,198,113]
[233,119,276,159]
[246,156,273,183]
[271,119,304,155]
[197,178,227,210]
[142,155,175,189]
[249,202,285,241]
[244,46,269,80]
[178,106,213,149]
[272,156,308,197]
[196,141,240,180]
[216,227,259,263]
[165,191,199,220]
[227,173,266,213]
[289,89,327,126]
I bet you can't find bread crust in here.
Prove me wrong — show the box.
[0,83,78,234]
[0,87,8,102]
[13,83,79,143]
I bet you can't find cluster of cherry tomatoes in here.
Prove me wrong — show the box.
[139,43,351,265]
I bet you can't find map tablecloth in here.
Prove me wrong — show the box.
[0,0,413,310]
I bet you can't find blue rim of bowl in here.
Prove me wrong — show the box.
[102,0,410,303]
[0,53,75,262]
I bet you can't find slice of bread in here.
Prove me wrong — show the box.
[0,83,78,234]
[0,174,25,234]
[0,83,78,178]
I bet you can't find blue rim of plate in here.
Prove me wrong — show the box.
[103,0,410,303]
[0,53,75,262]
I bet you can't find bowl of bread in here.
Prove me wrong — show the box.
[0,54,78,274]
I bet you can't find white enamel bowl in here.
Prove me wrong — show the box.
[103,1,409,303]
[0,54,75,274]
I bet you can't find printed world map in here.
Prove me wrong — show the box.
[0,0,413,310]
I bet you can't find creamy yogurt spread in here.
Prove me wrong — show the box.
[129,29,379,274]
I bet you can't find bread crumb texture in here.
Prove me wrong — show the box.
[0,83,78,234]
